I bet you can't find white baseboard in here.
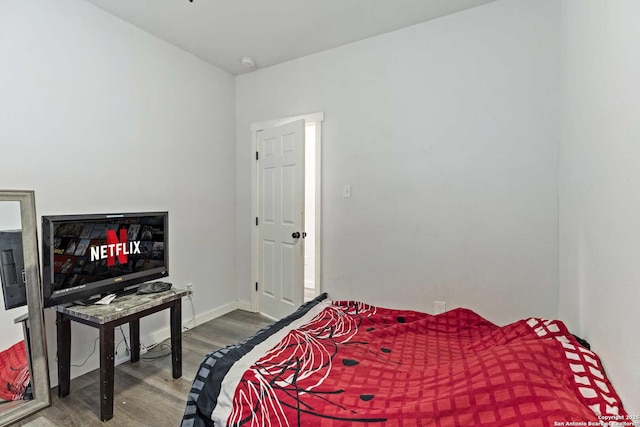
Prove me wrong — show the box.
[236,300,254,312]
[194,299,239,327]
[143,299,239,348]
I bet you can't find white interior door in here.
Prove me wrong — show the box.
[257,119,305,319]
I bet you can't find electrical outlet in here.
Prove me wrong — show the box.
[114,351,130,366]
[434,301,446,315]
[186,283,193,295]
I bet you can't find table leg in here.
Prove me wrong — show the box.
[56,312,71,398]
[99,326,115,422]
[129,319,140,363]
[169,300,182,379]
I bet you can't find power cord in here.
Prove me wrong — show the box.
[70,337,100,367]
[118,325,130,355]
[141,337,172,361]
[183,294,196,331]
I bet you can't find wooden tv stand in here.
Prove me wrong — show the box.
[55,288,187,421]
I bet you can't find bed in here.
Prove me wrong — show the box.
[182,294,628,426]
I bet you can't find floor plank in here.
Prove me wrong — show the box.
[14,310,272,426]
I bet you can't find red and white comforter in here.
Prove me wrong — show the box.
[182,295,628,426]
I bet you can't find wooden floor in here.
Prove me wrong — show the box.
[15,310,273,427]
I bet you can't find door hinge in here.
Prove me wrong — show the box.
[255,282,258,291]
[256,151,259,160]
[256,217,259,226]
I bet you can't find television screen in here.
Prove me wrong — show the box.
[42,212,168,307]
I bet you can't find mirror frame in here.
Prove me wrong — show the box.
[0,190,50,425]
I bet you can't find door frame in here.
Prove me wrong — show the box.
[250,112,324,313]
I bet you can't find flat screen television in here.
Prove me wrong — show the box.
[42,211,168,307]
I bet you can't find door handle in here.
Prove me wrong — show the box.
[292,232,301,239]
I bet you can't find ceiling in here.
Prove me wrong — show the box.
[84,0,496,75]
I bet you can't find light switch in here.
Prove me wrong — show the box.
[342,185,351,198]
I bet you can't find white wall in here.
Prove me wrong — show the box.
[559,0,640,416]
[0,0,236,384]
[236,0,561,325]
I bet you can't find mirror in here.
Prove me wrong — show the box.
[0,191,50,425]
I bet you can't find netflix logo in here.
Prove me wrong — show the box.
[90,229,141,266]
